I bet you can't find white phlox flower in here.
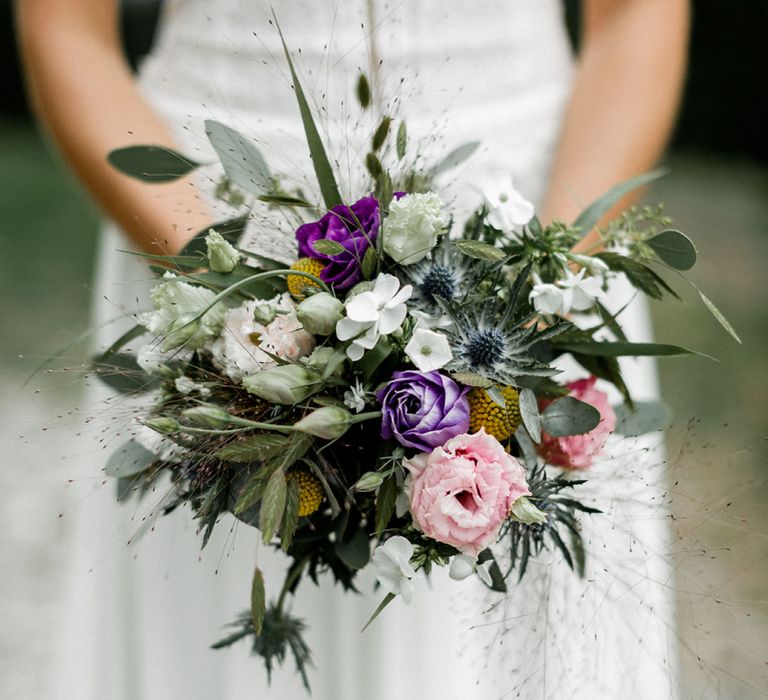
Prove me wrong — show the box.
[529,269,602,316]
[372,536,417,604]
[336,274,412,361]
[481,173,535,233]
[343,379,367,413]
[404,328,453,372]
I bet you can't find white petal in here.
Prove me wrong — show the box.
[335,317,367,341]
[449,554,476,581]
[345,292,380,322]
[400,578,414,605]
[530,285,565,315]
[346,342,366,361]
[373,273,401,302]
[387,284,413,308]
[377,304,408,335]
[476,561,494,586]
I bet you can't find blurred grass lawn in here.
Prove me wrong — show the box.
[2,116,766,696]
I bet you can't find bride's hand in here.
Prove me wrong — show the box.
[15,0,213,255]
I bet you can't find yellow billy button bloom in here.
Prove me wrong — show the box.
[289,469,325,517]
[287,258,326,300]
[468,385,522,441]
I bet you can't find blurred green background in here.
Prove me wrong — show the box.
[1,1,766,697]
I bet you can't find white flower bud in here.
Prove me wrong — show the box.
[296,292,343,335]
[242,365,321,404]
[354,471,385,492]
[509,496,548,525]
[293,406,353,440]
[205,229,240,273]
[448,554,476,581]
[181,404,232,428]
[142,417,180,435]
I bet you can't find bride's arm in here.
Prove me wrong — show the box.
[540,0,690,250]
[15,0,212,255]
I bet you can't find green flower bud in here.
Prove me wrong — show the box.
[252,301,277,326]
[205,229,240,273]
[181,404,232,428]
[161,313,201,351]
[509,496,548,525]
[296,292,343,335]
[353,471,385,492]
[242,365,322,405]
[293,406,353,440]
[142,417,180,435]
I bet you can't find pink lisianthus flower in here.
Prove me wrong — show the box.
[404,429,530,557]
[538,375,616,470]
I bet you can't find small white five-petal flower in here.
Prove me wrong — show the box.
[404,328,453,372]
[343,379,367,413]
[529,268,602,316]
[481,174,535,233]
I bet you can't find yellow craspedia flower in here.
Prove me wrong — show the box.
[289,469,325,517]
[287,258,326,300]
[468,385,522,442]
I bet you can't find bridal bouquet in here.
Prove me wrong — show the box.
[96,27,736,690]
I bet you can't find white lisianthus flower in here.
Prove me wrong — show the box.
[529,269,602,316]
[210,293,314,381]
[205,229,240,273]
[404,328,453,372]
[343,379,367,413]
[372,536,416,604]
[509,496,548,525]
[383,192,449,265]
[336,274,412,361]
[139,272,225,350]
[482,174,535,233]
[136,342,193,375]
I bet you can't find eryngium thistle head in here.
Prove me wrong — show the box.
[462,327,506,370]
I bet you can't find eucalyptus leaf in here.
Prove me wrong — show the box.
[597,252,679,301]
[204,119,272,193]
[259,468,288,544]
[430,141,480,178]
[396,121,407,160]
[486,385,506,408]
[647,229,697,270]
[454,239,506,262]
[541,396,601,437]
[334,529,371,570]
[613,400,671,436]
[105,441,156,478]
[273,12,342,209]
[519,388,541,443]
[107,145,200,182]
[250,568,266,636]
[573,170,665,234]
[312,239,346,256]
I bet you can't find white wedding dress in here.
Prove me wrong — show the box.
[54,2,679,698]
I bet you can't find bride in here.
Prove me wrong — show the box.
[17,1,689,698]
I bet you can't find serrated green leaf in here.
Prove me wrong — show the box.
[698,289,742,343]
[259,468,287,544]
[312,239,346,256]
[372,116,391,151]
[430,141,480,178]
[273,12,342,209]
[541,396,601,437]
[454,239,505,262]
[357,72,371,108]
[334,529,370,570]
[519,388,541,443]
[250,568,266,636]
[204,119,272,194]
[396,122,407,160]
[375,474,397,534]
[105,441,156,478]
[107,145,200,182]
[573,170,666,234]
[216,434,289,463]
[647,229,697,270]
[280,478,301,551]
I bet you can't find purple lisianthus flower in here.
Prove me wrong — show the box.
[376,370,470,452]
[295,196,380,291]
